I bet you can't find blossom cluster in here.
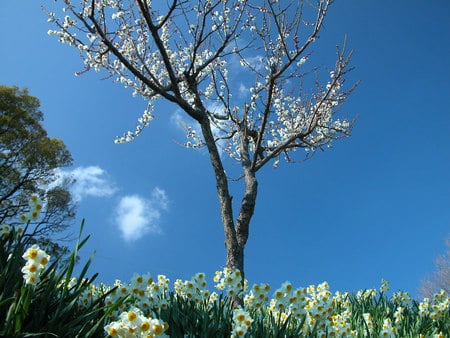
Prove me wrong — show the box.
[104,272,171,318]
[0,223,23,239]
[78,280,105,309]
[104,307,169,338]
[47,0,353,169]
[231,308,253,337]
[26,261,445,338]
[101,268,251,337]
[21,244,51,285]
[359,286,449,338]
[418,290,450,322]
[243,282,270,309]
[0,195,43,239]
[264,280,357,337]
[213,267,247,297]
[173,272,214,304]
[379,317,397,338]
[19,194,43,223]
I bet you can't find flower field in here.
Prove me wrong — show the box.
[0,197,449,337]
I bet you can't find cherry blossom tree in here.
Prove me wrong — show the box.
[47,0,358,278]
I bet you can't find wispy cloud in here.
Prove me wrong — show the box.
[151,187,169,211]
[115,187,169,241]
[53,166,117,202]
[171,110,188,131]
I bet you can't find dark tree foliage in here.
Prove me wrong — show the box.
[0,85,76,256]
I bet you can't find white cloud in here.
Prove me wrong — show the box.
[67,166,117,201]
[115,187,169,241]
[52,166,117,202]
[53,167,168,242]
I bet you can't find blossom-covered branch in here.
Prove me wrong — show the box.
[47,0,358,283]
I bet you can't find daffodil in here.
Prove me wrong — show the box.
[21,245,50,285]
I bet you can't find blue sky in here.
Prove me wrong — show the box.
[1,1,449,299]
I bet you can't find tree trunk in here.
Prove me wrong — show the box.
[232,126,258,278]
[198,119,238,266]
[199,117,258,280]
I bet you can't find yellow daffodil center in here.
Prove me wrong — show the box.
[127,311,137,321]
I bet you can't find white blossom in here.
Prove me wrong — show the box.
[47,0,353,167]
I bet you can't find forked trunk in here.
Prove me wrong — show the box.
[199,118,258,283]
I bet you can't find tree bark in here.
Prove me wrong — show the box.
[198,115,258,280]
[198,117,238,267]
[233,126,258,278]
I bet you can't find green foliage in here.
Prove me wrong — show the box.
[0,222,122,337]
[347,290,450,337]
[245,309,307,338]
[99,275,449,337]
[0,85,76,263]
[1,222,449,337]
[0,86,71,190]
[159,294,234,337]
[0,197,448,337]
